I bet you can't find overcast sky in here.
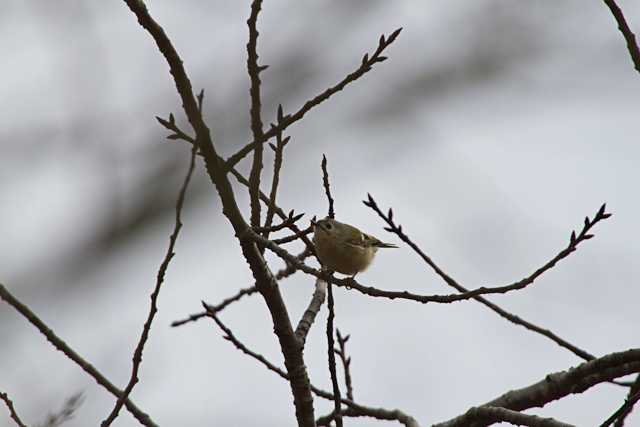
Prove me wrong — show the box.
[1,1,639,426]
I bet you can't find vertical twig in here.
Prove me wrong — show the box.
[335,330,354,401]
[326,283,343,427]
[263,105,291,238]
[247,0,266,229]
[321,154,342,426]
[321,154,335,219]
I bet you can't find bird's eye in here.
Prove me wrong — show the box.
[325,223,333,230]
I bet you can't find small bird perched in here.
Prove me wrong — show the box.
[313,217,397,276]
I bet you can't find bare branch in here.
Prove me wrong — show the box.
[171,286,258,328]
[273,224,315,245]
[295,278,327,345]
[1,391,27,427]
[251,229,604,305]
[316,407,420,427]
[225,28,403,169]
[262,107,291,237]
[102,142,198,425]
[172,248,312,328]
[434,348,640,427]
[363,194,613,363]
[247,0,265,229]
[0,283,157,427]
[256,210,303,234]
[335,329,354,401]
[321,154,335,219]
[207,310,421,427]
[602,374,640,426]
[453,406,575,427]
[326,281,343,427]
[603,0,640,73]
[365,195,611,297]
[228,165,317,257]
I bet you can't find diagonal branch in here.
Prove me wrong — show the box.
[295,278,327,345]
[434,348,640,427]
[257,208,302,235]
[365,194,611,298]
[225,28,403,169]
[603,0,640,73]
[172,248,312,328]
[602,374,640,426]
[206,310,421,427]
[101,141,198,426]
[251,229,616,305]
[0,283,157,427]
[1,391,27,427]
[228,165,317,257]
[364,194,617,363]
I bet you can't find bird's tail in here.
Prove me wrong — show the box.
[373,241,398,249]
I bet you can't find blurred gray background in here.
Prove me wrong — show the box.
[1,1,639,426]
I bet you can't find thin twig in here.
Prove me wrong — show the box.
[0,283,157,427]
[326,281,343,427]
[247,0,265,229]
[454,406,575,427]
[206,310,421,427]
[364,194,615,363]
[321,154,335,219]
[1,391,27,427]
[262,106,291,237]
[225,28,403,169]
[603,374,640,427]
[171,248,312,328]
[251,229,610,305]
[365,194,611,298]
[228,165,317,258]
[603,0,640,73]
[153,120,317,256]
[434,348,640,427]
[256,209,302,235]
[335,329,354,401]
[102,143,198,425]
[171,286,258,328]
[295,278,327,345]
[273,224,315,245]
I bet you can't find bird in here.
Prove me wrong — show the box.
[313,217,397,276]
